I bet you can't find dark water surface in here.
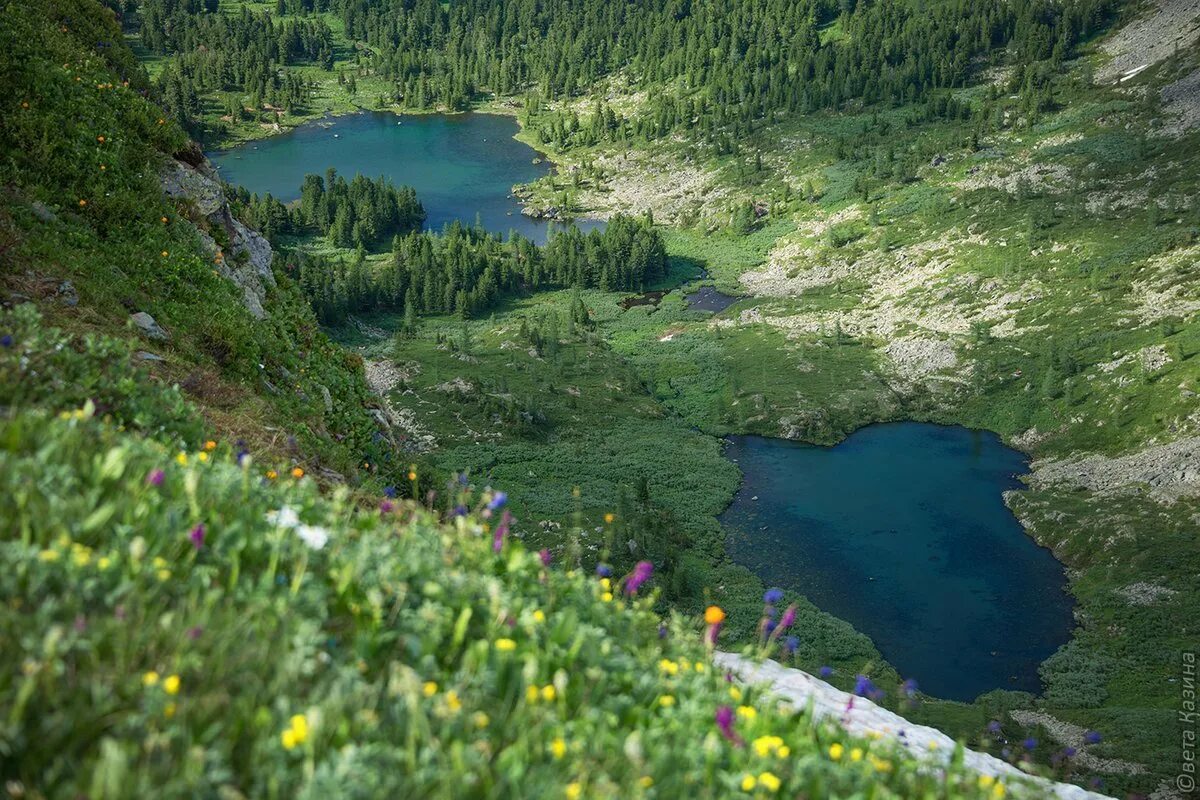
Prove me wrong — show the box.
[721,423,1074,701]
[209,112,603,244]
[685,286,740,312]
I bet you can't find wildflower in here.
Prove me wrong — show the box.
[638,777,653,788]
[624,560,653,595]
[828,743,844,761]
[296,524,330,550]
[541,685,556,701]
[782,635,799,654]
[595,563,612,578]
[267,507,300,528]
[777,604,796,632]
[901,678,919,697]
[157,568,171,581]
[175,452,188,466]
[603,513,614,524]
[97,556,111,570]
[161,216,169,224]
[532,609,546,623]
[752,735,784,756]
[601,591,613,602]
[445,690,461,712]
[658,695,675,707]
[526,685,540,703]
[188,523,205,550]
[757,772,781,792]
[715,705,738,742]
[383,485,397,498]
[853,675,881,700]
[203,440,216,451]
[740,775,757,791]
[473,711,489,728]
[79,199,88,206]
[38,549,60,562]
[850,747,863,761]
[565,783,581,800]
[143,671,160,686]
[729,686,742,702]
[493,509,512,553]
[551,738,566,759]
[290,714,309,742]
[146,469,164,486]
[423,681,438,697]
[1023,737,1037,750]
[539,548,552,566]
[494,638,516,652]
[993,783,1007,799]
[164,702,177,719]
[1084,730,1103,745]
[987,720,1002,734]
[763,588,784,605]
[659,659,679,676]
[0,334,12,347]
[291,467,305,479]
[197,452,208,463]
[265,469,277,480]
[705,606,726,625]
[870,756,893,773]
[407,469,417,481]
[163,674,181,695]
[161,251,169,258]
[97,135,105,142]
[736,705,757,720]
[380,500,394,513]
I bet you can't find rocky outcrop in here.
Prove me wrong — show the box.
[715,653,1112,800]
[158,157,275,319]
[1027,436,1200,502]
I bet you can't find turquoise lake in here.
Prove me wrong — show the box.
[721,423,1074,701]
[209,112,602,244]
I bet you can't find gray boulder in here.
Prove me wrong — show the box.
[131,312,169,341]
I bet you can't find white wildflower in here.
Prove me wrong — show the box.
[296,524,330,550]
[266,506,300,528]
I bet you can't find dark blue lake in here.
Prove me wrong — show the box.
[209,112,603,244]
[721,423,1074,701]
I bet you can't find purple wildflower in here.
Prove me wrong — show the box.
[539,548,552,566]
[1063,747,1077,758]
[383,485,397,498]
[236,448,250,465]
[453,504,468,517]
[763,619,777,635]
[379,500,395,513]
[987,720,1003,735]
[146,469,164,487]
[595,563,612,578]
[853,674,877,698]
[187,625,204,640]
[1023,738,1038,751]
[624,560,654,595]
[657,624,668,639]
[819,666,834,678]
[715,705,739,743]
[189,523,206,550]
[487,491,508,511]
[777,604,797,632]
[763,588,784,605]
[1084,730,1102,745]
[901,678,919,697]
[492,509,512,553]
[784,635,799,654]
[0,334,13,348]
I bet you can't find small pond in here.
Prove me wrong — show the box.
[209,112,603,244]
[685,286,740,312]
[720,423,1074,701]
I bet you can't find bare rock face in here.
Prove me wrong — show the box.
[158,155,276,319]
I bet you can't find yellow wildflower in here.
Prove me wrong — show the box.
[445,690,461,712]
[526,685,540,703]
[992,783,1006,799]
[541,685,556,702]
[828,743,844,761]
[38,549,60,562]
[551,738,566,759]
[870,756,892,773]
[638,776,653,788]
[977,775,995,789]
[292,467,305,479]
[163,674,181,695]
[407,470,417,481]
[290,714,308,743]
[161,250,169,258]
[695,661,706,672]
[175,452,188,466]
[281,729,298,750]
[265,469,277,480]
[97,556,111,570]
[729,686,742,702]
[422,681,438,697]
[737,705,757,720]
[603,513,614,524]
[472,711,490,728]
[164,702,177,719]
[601,592,613,602]
[659,659,679,675]
[599,577,611,590]
[197,452,208,462]
[740,775,757,791]
[777,746,790,758]
[658,695,675,707]
[495,638,516,652]
[142,671,160,686]
[156,569,171,581]
[532,609,546,623]
[203,440,217,452]
[850,747,863,762]
[565,783,582,800]
[758,772,781,792]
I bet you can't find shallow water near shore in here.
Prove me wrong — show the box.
[209,111,603,244]
[721,423,1075,701]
